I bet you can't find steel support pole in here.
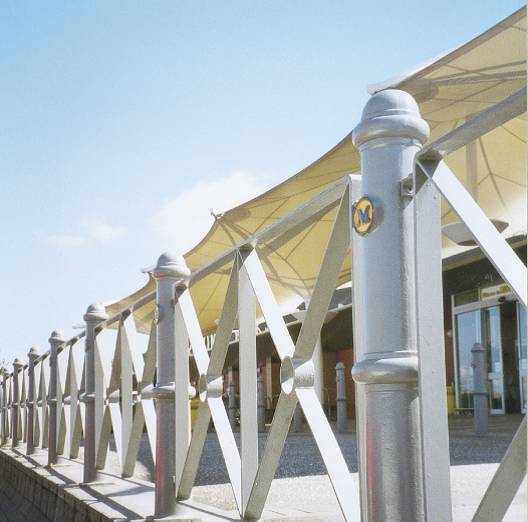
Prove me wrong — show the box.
[152,252,190,519]
[335,362,347,433]
[312,334,324,403]
[472,343,488,435]
[48,331,65,465]
[82,304,108,484]
[257,373,266,432]
[12,359,23,448]
[27,347,40,455]
[352,89,430,521]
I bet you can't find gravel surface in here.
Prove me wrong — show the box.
[110,413,523,486]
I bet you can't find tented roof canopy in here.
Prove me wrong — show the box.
[106,7,526,335]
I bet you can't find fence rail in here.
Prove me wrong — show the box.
[0,87,525,522]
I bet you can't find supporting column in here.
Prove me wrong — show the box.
[472,343,488,435]
[82,304,108,484]
[11,358,23,448]
[352,89,430,521]
[227,367,237,429]
[48,331,65,465]
[151,252,190,519]
[265,356,273,409]
[257,372,266,432]
[312,334,324,404]
[335,362,347,433]
[27,347,40,455]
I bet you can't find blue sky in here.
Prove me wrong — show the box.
[0,1,523,363]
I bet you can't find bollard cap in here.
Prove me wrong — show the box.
[335,362,345,370]
[48,330,66,345]
[28,346,40,358]
[352,89,430,148]
[152,252,191,283]
[84,303,109,323]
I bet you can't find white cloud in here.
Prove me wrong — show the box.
[48,218,126,249]
[48,234,86,248]
[82,218,127,242]
[149,172,269,253]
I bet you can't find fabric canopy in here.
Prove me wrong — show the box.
[106,8,526,335]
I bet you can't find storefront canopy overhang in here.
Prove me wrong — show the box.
[106,7,526,335]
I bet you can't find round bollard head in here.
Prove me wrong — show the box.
[48,330,66,344]
[352,89,430,148]
[28,346,40,358]
[153,252,191,283]
[84,303,108,323]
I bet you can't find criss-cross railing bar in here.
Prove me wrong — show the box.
[177,263,242,509]
[416,158,527,307]
[413,90,527,521]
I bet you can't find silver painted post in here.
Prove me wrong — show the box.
[12,358,23,448]
[352,89,430,521]
[152,252,190,519]
[48,330,65,465]
[227,368,236,429]
[0,368,7,445]
[82,304,108,484]
[472,343,488,435]
[292,404,303,432]
[257,373,266,432]
[335,362,347,433]
[27,347,40,455]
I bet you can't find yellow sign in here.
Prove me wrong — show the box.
[352,197,374,235]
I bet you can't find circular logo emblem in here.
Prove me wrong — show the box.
[352,197,375,236]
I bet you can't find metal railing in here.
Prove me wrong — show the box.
[0,87,525,522]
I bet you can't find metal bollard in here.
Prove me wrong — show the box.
[335,362,347,433]
[472,343,488,435]
[12,358,23,448]
[257,373,266,432]
[0,368,7,445]
[352,89,430,521]
[48,331,65,465]
[82,304,108,483]
[27,347,40,455]
[151,252,190,519]
[227,368,237,429]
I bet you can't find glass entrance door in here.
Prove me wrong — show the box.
[455,310,480,410]
[454,305,505,414]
